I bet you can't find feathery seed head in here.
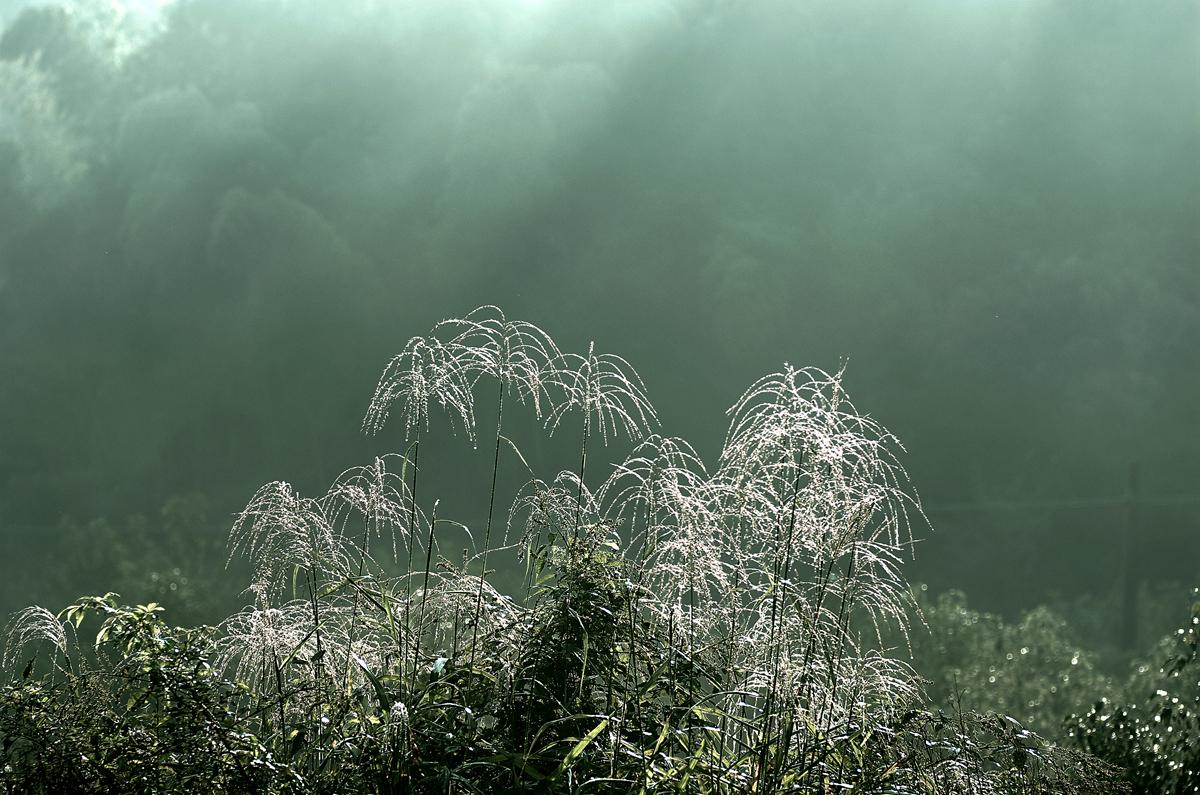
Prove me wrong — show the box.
[434,305,564,420]
[3,606,69,671]
[228,481,352,600]
[322,454,417,563]
[545,341,659,444]
[363,335,477,442]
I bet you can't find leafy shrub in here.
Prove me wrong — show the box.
[910,586,1113,739]
[1,595,299,794]
[1069,588,1200,794]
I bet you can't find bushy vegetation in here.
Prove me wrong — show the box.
[888,581,1200,794]
[2,596,298,793]
[1068,590,1200,794]
[909,587,1113,739]
[46,494,237,627]
[0,309,1130,792]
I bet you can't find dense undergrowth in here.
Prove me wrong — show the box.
[0,307,1159,792]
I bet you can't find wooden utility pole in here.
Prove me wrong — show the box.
[1121,463,1140,650]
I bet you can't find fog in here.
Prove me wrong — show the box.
[1,0,1197,626]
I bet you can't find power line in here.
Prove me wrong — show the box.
[924,493,1200,514]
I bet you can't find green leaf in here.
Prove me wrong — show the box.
[554,718,609,779]
[352,653,389,711]
[277,625,319,669]
[673,736,705,793]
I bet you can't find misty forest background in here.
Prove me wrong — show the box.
[0,0,1197,664]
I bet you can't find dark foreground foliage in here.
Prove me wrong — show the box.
[1,309,1130,792]
[1068,589,1200,795]
[0,592,1126,794]
[2,597,298,794]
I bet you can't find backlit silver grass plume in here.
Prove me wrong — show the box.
[213,600,315,694]
[731,576,829,663]
[720,364,919,553]
[322,454,419,565]
[228,481,353,601]
[545,341,658,446]
[727,485,914,651]
[848,648,920,711]
[722,364,853,469]
[737,641,919,724]
[600,442,737,641]
[717,365,920,628]
[433,305,563,420]
[3,606,71,673]
[724,555,915,717]
[312,597,396,683]
[728,598,912,692]
[599,434,708,553]
[643,532,738,644]
[362,335,477,443]
[694,364,926,743]
[216,596,402,698]
[508,470,602,557]
[410,564,523,663]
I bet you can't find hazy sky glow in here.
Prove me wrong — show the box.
[0,0,1196,616]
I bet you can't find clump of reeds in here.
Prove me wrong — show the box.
[0,306,1126,793]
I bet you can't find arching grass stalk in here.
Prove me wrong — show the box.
[546,339,658,540]
[756,465,803,787]
[432,305,563,677]
[469,377,504,672]
[303,557,325,702]
[686,558,697,775]
[451,552,465,657]
[820,544,860,732]
[320,455,412,696]
[345,544,370,693]
[575,410,591,542]
[628,495,653,782]
[413,499,439,680]
[601,441,659,757]
[341,503,375,694]
[796,553,839,777]
[404,437,419,686]
[719,565,745,772]
[266,616,287,742]
[362,330,478,684]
